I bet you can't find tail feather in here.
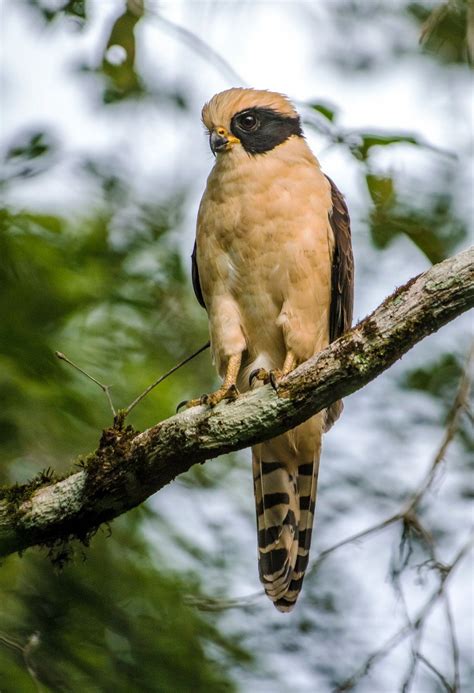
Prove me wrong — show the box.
[275,462,319,611]
[252,415,322,612]
[253,460,299,602]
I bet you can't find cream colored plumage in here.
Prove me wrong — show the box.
[191,88,353,612]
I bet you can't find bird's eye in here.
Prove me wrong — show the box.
[238,113,258,131]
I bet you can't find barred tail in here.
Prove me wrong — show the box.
[252,415,323,613]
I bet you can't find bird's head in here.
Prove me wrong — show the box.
[201,88,303,157]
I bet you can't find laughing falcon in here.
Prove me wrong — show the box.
[190,88,354,612]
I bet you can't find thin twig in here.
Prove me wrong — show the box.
[184,590,263,611]
[55,351,116,417]
[443,592,461,692]
[333,535,474,692]
[23,632,42,693]
[0,629,42,692]
[418,653,455,692]
[310,513,402,573]
[0,630,23,652]
[56,343,210,421]
[405,342,473,513]
[392,544,421,693]
[124,341,210,416]
[401,621,425,693]
[396,515,437,693]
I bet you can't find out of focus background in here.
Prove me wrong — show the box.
[0,1,472,691]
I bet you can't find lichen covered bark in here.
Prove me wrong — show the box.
[0,247,472,559]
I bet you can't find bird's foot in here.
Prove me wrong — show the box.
[249,368,283,391]
[249,368,270,388]
[268,369,284,391]
[177,384,239,412]
[202,384,239,407]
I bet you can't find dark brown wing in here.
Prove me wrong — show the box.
[327,176,354,342]
[191,241,206,309]
[325,176,354,429]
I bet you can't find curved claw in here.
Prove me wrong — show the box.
[249,368,270,388]
[178,385,240,412]
[176,394,207,412]
[227,383,239,399]
[269,370,282,391]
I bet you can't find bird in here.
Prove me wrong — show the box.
[189,88,354,612]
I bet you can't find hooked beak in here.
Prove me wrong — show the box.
[210,130,228,154]
[209,128,240,155]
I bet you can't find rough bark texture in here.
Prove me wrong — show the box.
[1,247,472,559]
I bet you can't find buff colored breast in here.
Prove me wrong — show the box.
[197,137,334,383]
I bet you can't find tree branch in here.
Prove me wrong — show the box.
[334,534,474,692]
[0,247,472,559]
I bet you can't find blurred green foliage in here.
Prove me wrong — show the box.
[0,523,250,692]
[350,132,420,162]
[1,130,57,183]
[401,353,473,454]
[409,0,473,64]
[100,5,145,103]
[402,352,463,403]
[0,190,211,475]
[365,168,467,263]
[310,101,339,122]
[325,0,473,69]
[25,0,87,25]
[307,115,468,265]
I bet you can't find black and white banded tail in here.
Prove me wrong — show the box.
[252,415,322,612]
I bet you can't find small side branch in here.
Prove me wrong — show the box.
[123,341,210,417]
[55,351,117,417]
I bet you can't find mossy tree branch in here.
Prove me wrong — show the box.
[0,246,472,559]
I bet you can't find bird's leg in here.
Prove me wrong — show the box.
[269,351,297,390]
[249,351,297,391]
[202,353,241,406]
[182,353,241,409]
